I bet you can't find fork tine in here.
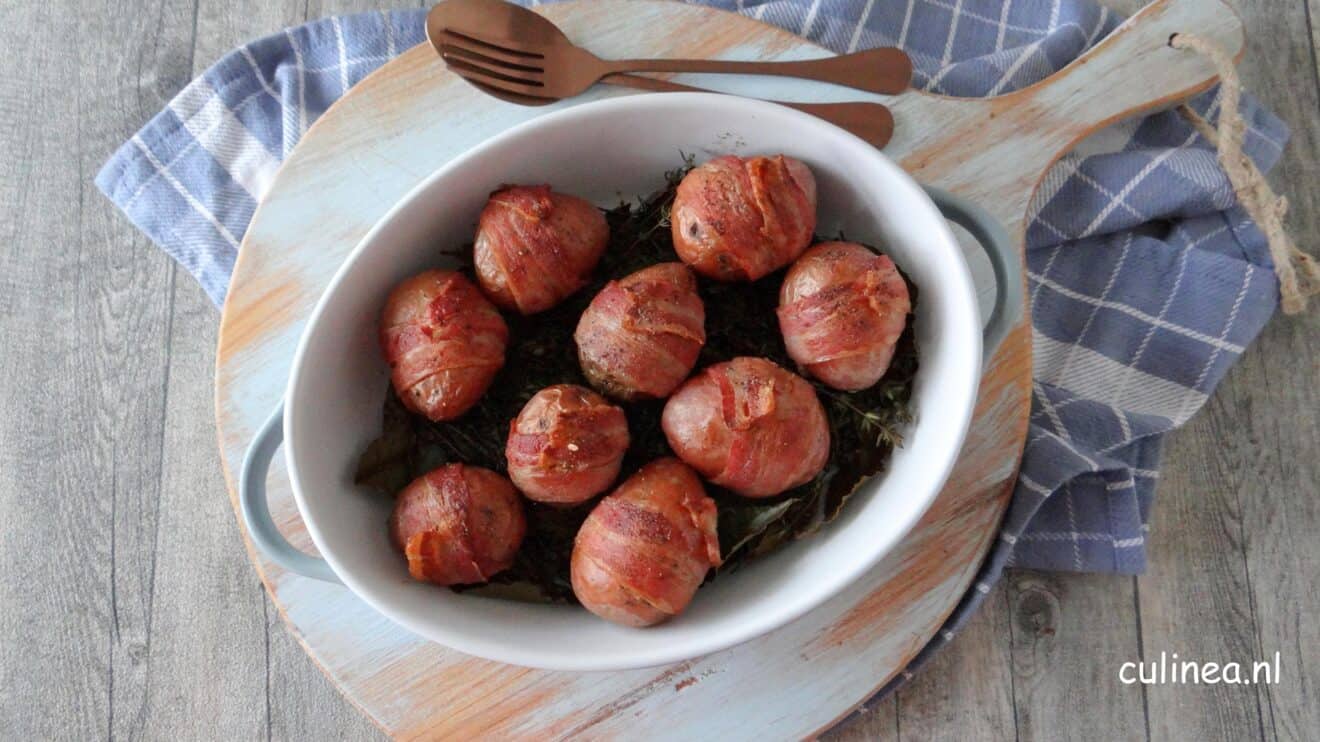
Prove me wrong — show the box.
[439,30,544,68]
[441,44,544,81]
[438,27,545,59]
[442,54,547,91]
[466,79,555,107]
[445,59,550,97]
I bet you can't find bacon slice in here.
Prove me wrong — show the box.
[473,185,609,314]
[389,464,525,586]
[662,357,830,498]
[571,458,721,627]
[777,242,911,391]
[379,270,508,422]
[505,384,630,505]
[575,262,706,400]
[671,155,817,281]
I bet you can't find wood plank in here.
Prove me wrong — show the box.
[100,4,236,737]
[94,4,310,739]
[184,4,420,740]
[1137,0,1320,738]
[1163,0,1320,736]
[1141,422,1272,741]
[0,6,114,733]
[0,0,193,737]
[1310,0,1320,96]
[194,0,303,59]
[1008,572,1148,741]
[95,0,290,735]
[888,585,1016,741]
[130,278,269,740]
[1220,312,1320,742]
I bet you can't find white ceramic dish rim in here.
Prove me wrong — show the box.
[268,93,991,671]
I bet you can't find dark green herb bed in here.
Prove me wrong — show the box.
[355,164,919,603]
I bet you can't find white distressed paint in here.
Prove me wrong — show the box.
[216,0,1242,736]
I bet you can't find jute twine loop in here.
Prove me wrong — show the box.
[1170,32,1320,315]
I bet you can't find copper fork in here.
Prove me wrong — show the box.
[425,0,912,98]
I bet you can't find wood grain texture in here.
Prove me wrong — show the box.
[0,0,1316,740]
[891,584,1017,741]
[186,6,419,742]
[0,0,190,739]
[1113,1,1320,741]
[1008,572,1147,741]
[211,1,1038,737]
[1230,2,1320,735]
[211,0,1252,738]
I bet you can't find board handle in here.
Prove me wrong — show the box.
[1023,0,1245,149]
[239,402,341,583]
[925,187,1021,365]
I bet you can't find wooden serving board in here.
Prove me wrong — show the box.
[214,1,1242,737]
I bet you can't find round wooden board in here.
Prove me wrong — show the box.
[216,1,1033,737]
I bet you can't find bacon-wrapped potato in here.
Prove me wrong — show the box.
[389,464,526,586]
[670,155,817,281]
[570,458,721,627]
[661,357,830,498]
[506,385,630,505]
[777,242,911,391]
[379,270,508,422]
[473,185,609,314]
[574,262,706,400]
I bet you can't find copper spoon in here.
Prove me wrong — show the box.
[604,74,894,149]
[456,71,894,149]
[425,0,912,97]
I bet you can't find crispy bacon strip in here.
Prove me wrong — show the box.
[575,262,706,400]
[662,357,830,498]
[506,385,630,505]
[473,185,609,314]
[379,270,508,422]
[671,155,817,281]
[571,458,721,627]
[777,242,911,391]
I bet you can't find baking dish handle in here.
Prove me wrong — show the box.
[923,186,1023,365]
[239,402,341,583]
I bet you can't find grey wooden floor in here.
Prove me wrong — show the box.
[0,0,1316,739]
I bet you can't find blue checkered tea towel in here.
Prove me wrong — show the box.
[95,0,1288,690]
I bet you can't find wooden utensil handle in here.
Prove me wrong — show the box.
[606,47,913,94]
